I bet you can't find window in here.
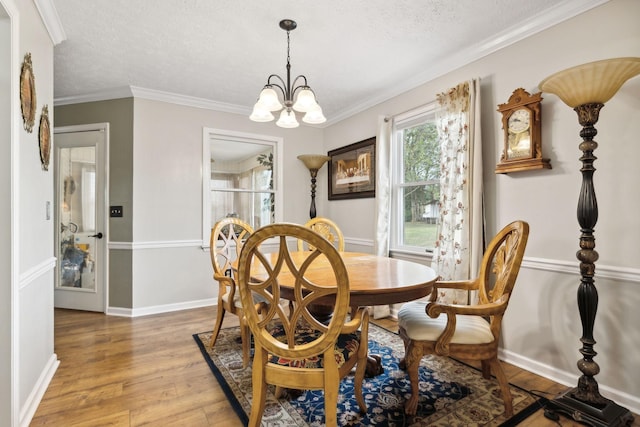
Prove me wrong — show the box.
[390,102,440,254]
[202,129,283,247]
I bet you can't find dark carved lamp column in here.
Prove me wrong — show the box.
[297,154,330,219]
[539,57,640,427]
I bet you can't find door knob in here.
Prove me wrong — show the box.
[89,232,103,239]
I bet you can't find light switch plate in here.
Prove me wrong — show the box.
[110,206,123,217]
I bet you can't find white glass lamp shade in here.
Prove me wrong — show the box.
[539,57,640,108]
[257,87,284,111]
[292,88,318,112]
[276,109,299,128]
[249,102,275,122]
[302,104,326,124]
[297,154,330,170]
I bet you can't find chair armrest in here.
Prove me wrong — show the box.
[433,279,478,291]
[342,308,370,359]
[426,293,509,318]
[214,273,237,299]
[424,294,509,355]
[429,279,478,302]
[342,307,369,334]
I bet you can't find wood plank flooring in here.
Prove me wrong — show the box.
[30,307,638,426]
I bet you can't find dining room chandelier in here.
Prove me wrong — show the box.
[249,19,326,128]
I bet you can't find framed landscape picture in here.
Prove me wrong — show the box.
[328,137,376,200]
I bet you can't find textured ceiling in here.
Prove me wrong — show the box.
[52,0,605,124]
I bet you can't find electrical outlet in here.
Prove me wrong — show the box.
[110,206,123,217]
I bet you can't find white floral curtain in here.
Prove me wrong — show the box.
[372,116,393,319]
[431,79,484,304]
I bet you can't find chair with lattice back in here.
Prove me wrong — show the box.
[397,220,529,417]
[297,217,345,252]
[208,217,254,368]
[237,223,369,427]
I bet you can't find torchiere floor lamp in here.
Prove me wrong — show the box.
[297,154,330,219]
[539,57,640,427]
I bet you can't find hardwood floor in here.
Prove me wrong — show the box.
[31,307,638,426]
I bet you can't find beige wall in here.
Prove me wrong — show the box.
[55,98,135,308]
[324,0,640,411]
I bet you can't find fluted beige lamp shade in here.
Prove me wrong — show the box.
[539,57,640,108]
[297,154,330,170]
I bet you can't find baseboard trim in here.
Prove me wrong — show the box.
[20,354,59,427]
[107,298,215,317]
[499,348,640,415]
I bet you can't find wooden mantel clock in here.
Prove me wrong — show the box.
[495,88,551,174]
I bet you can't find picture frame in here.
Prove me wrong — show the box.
[328,137,376,200]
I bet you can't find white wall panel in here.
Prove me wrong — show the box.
[131,245,213,309]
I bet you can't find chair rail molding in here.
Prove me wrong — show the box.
[522,256,640,283]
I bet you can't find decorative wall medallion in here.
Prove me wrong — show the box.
[39,105,51,171]
[20,53,37,133]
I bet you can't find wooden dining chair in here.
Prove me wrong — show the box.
[297,217,345,251]
[397,220,529,417]
[208,217,254,368]
[237,223,369,427]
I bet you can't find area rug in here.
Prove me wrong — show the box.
[193,324,542,426]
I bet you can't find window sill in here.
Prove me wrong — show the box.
[389,249,434,265]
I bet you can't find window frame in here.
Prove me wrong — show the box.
[201,128,283,249]
[390,102,440,256]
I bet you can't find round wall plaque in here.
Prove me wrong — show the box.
[20,53,37,133]
[39,105,51,171]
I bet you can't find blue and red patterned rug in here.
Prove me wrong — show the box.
[193,324,542,426]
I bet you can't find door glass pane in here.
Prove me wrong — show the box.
[57,146,97,290]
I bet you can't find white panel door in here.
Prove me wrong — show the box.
[54,125,108,312]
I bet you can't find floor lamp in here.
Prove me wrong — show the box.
[297,154,330,219]
[539,57,640,426]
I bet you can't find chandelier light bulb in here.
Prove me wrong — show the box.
[302,104,326,124]
[257,87,283,111]
[276,109,299,128]
[249,103,275,122]
[292,88,317,112]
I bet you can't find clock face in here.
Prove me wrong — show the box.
[508,108,530,133]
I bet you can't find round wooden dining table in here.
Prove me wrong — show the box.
[255,251,439,307]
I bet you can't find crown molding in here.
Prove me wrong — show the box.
[53,86,134,106]
[34,0,66,45]
[129,86,250,115]
[327,0,609,125]
[54,85,252,116]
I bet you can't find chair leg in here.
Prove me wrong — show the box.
[324,386,339,427]
[208,305,226,350]
[488,357,513,417]
[403,342,423,415]
[353,353,368,413]
[481,359,491,379]
[239,317,250,369]
[248,351,267,427]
